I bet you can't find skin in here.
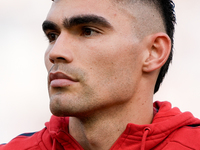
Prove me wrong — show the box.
[43,0,171,149]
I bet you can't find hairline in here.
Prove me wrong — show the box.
[111,0,166,39]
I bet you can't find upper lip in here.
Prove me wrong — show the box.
[49,72,78,83]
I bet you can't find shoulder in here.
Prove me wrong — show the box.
[0,128,49,150]
[164,125,200,149]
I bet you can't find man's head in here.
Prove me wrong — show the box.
[43,0,175,117]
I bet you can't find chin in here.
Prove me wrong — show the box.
[50,108,66,117]
[50,102,68,117]
[50,103,80,117]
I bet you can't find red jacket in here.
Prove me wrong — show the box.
[1,101,200,150]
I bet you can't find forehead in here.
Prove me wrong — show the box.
[50,0,115,14]
[47,0,136,25]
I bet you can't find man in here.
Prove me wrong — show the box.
[1,0,200,149]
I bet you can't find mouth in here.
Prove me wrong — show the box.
[49,72,78,88]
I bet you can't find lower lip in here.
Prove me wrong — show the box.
[50,79,76,88]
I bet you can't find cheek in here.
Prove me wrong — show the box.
[87,41,140,74]
[44,48,53,72]
[83,40,141,87]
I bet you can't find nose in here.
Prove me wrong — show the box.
[48,33,74,64]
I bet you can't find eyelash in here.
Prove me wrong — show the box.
[81,27,101,37]
[46,32,59,43]
[45,27,101,43]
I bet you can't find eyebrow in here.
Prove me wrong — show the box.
[63,14,113,29]
[42,21,60,33]
[42,14,113,32]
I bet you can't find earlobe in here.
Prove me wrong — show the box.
[143,33,171,73]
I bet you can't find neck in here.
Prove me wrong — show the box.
[69,97,154,150]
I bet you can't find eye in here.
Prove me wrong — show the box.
[81,27,100,37]
[46,32,59,43]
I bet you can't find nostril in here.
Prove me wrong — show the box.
[49,58,54,64]
[57,57,66,60]
[49,57,65,64]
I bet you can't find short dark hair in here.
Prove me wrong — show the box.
[150,0,176,93]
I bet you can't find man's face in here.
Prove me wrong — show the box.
[44,0,146,117]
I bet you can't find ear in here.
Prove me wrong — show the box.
[142,33,171,73]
